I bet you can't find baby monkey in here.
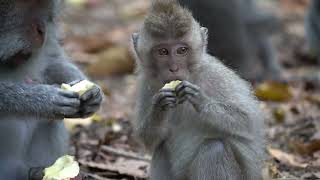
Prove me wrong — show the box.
[131,0,265,180]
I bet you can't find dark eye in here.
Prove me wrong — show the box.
[158,48,169,56]
[177,47,189,55]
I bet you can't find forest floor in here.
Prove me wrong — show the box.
[61,0,320,179]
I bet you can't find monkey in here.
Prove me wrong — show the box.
[305,0,320,64]
[131,0,265,179]
[0,1,103,179]
[177,0,282,81]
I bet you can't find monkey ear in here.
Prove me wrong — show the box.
[130,33,141,60]
[200,27,209,44]
[131,33,139,52]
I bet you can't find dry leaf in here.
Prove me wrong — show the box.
[65,35,115,54]
[305,95,320,107]
[272,107,286,123]
[268,147,308,168]
[255,81,293,102]
[79,160,148,178]
[86,46,135,77]
[290,139,320,156]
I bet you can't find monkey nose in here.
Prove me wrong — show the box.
[169,66,179,72]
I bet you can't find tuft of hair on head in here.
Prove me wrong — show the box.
[144,0,193,38]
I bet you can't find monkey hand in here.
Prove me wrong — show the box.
[176,81,209,112]
[78,84,103,118]
[39,85,81,119]
[152,89,177,111]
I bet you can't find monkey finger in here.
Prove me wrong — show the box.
[177,87,198,99]
[153,92,176,105]
[58,89,79,98]
[176,81,200,92]
[54,97,81,107]
[165,103,176,109]
[64,112,83,119]
[80,104,100,115]
[82,93,103,105]
[81,86,100,102]
[159,97,177,105]
[178,96,188,104]
[80,112,95,119]
[159,88,176,93]
[157,98,175,107]
[55,106,79,118]
[161,103,176,110]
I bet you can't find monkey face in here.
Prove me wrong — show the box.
[150,41,192,84]
[0,0,54,66]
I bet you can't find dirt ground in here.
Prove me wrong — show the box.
[60,0,320,179]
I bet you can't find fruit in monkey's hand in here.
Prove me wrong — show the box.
[161,80,182,90]
[61,80,95,96]
[43,155,80,180]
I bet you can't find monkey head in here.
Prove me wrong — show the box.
[131,0,208,84]
[0,0,60,67]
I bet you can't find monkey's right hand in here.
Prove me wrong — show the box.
[152,89,177,111]
[36,85,81,119]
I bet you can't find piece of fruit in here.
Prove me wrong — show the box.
[61,80,95,96]
[162,80,182,90]
[43,155,80,180]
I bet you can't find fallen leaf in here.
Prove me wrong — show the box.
[272,107,286,123]
[79,160,148,178]
[255,81,293,102]
[86,46,135,77]
[305,95,320,107]
[290,139,320,156]
[268,147,308,168]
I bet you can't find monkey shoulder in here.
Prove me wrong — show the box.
[198,55,253,99]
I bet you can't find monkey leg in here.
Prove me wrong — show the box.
[150,143,172,180]
[189,140,243,180]
[0,159,28,180]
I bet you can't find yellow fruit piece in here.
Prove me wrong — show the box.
[43,155,80,180]
[162,80,182,90]
[61,80,95,96]
[66,0,86,6]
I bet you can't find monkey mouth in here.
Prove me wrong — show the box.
[1,51,32,67]
[164,78,183,84]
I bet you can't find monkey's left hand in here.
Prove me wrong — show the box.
[176,81,209,112]
[68,80,104,117]
[79,85,103,118]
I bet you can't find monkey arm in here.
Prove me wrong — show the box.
[198,100,253,138]
[0,82,41,114]
[44,57,86,85]
[176,81,253,139]
[135,106,170,152]
[0,82,81,118]
[135,84,172,152]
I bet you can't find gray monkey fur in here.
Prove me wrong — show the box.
[132,0,265,179]
[0,1,102,179]
[178,0,281,81]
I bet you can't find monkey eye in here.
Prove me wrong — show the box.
[177,47,189,55]
[158,48,169,56]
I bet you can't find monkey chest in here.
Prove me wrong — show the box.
[0,116,39,155]
[0,59,45,83]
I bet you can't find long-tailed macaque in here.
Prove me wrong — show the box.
[0,1,103,179]
[131,0,265,179]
